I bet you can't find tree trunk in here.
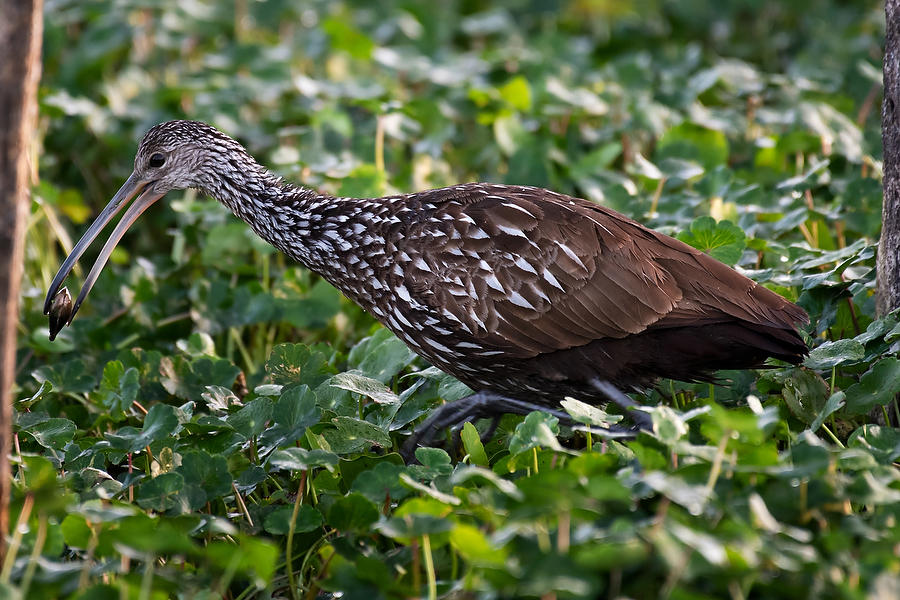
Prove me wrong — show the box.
[0,0,44,560]
[880,0,900,316]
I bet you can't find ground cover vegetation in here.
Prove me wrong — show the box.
[6,0,900,598]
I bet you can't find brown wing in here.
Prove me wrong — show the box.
[390,184,672,358]
[393,183,806,360]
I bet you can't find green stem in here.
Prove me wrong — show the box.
[230,327,257,373]
[286,470,308,600]
[1,493,34,583]
[705,431,730,501]
[820,424,844,447]
[422,534,437,600]
[138,557,155,600]
[19,512,47,597]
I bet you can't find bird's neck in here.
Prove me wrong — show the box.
[195,158,394,298]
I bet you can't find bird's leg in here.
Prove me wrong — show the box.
[480,414,503,445]
[402,391,516,460]
[590,379,654,431]
[401,390,639,462]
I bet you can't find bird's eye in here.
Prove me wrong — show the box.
[148,153,166,168]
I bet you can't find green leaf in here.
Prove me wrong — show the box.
[348,328,416,383]
[275,385,320,427]
[327,493,380,532]
[94,360,140,418]
[571,142,623,176]
[847,425,900,463]
[61,514,92,549]
[804,339,866,370]
[676,217,747,265]
[205,535,278,587]
[201,385,241,413]
[560,398,622,426]
[278,279,341,330]
[450,465,524,500]
[411,447,453,480]
[23,417,76,450]
[408,367,473,402]
[263,504,323,535]
[809,392,846,433]
[377,513,453,540]
[331,416,392,448]
[176,332,217,357]
[266,343,335,388]
[104,513,196,555]
[656,123,729,170]
[651,406,689,444]
[160,356,241,400]
[227,397,273,438]
[269,447,339,472]
[499,76,532,111]
[176,450,233,510]
[336,163,387,198]
[844,358,900,416]
[641,471,711,516]
[460,422,489,467]
[136,472,185,512]
[322,17,375,59]
[508,411,563,456]
[781,369,829,425]
[32,359,96,394]
[330,371,400,405]
[351,462,409,504]
[106,404,179,453]
[450,523,506,566]
[259,385,321,449]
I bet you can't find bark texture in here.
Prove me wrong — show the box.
[0,0,44,559]
[880,0,900,316]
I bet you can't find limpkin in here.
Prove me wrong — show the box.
[45,120,809,453]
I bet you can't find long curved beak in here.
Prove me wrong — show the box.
[44,172,165,339]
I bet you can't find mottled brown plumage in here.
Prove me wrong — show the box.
[379,183,807,402]
[45,121,809,449]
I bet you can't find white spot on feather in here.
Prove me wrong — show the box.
[503,203,536,218]
[508,291,535,310]
[497,225,527,238]
[556,242,587,271]
[514,256,537,274]
[423,337,454,353]
[455,341,482,349]
[543,270,564,291]
[485,273,504,293]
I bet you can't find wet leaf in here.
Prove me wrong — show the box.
[804,339,866,370]
[844,358,900,416]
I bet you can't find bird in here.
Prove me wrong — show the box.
[45,120,809,454]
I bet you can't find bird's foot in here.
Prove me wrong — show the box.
[400,388,644,463]
[590,379,654,432]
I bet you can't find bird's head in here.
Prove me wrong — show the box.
[43,120,240,339]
